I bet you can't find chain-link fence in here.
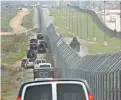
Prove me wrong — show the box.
[39,6,121,100]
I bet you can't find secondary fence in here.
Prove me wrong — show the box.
[72,6,121,39]
[39,6,121,100]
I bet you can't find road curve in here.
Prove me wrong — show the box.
[10,8,30,33]
[0,8,30,35]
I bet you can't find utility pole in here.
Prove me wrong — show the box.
[93,3,96,41]
[80,13,82,38]
[120,1,121,48]
[87,15,89,40]
[104,0,107,46]
[66,7,68,27]
[60,0,62,16]
[77,11,78,37]
[72,11,74,35]
[115,18,116,31]
[64,6,66,26]
[69,9,70,31]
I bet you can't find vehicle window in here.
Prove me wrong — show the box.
[29,59,33,62]
[37,60,41,64]
[42,60,46,63]
[30,39,37,43]
[23,59,27,62]
[39,44,44,47]
[38,34,42,36]
[24,84,52,100]
[57,84,86,100]
[40,65,50,68]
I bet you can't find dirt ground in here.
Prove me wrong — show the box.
[1,8,30,70]
[0,8,30,35]
[1,8,31,100]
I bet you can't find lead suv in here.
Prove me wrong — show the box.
[16,79,94,100]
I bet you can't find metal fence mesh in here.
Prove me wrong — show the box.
[39,6,121,100]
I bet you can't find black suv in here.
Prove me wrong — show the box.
[29,43,37,51]
[39,40,48,48]
[27,50,37,59]
[37,33,43,40]
[37,44,47,53]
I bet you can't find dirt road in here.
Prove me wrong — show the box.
[10,8,30,33]
[0,8,30,35]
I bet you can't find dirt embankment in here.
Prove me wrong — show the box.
[0,8,30,35]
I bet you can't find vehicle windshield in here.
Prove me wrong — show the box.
[39,44,44,47]
[30,39,37,43]
[29,59,33,62]
[28,50,33,52]
[24,84,52,100]
[57,84,86,100]
[40,65,50,68]
[41,60,46,63]
[38,34,42,36]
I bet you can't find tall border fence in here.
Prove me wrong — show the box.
[39,6,121,100]
[72,6,121,38]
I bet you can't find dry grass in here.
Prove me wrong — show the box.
[1,65,21,100]
[1,33,28,64]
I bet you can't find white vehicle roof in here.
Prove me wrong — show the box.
[34,78,53,81]
[34,63,52,69]
[35,59,47,63]
[38,63,51,65]
[38,32,42,34]
[36,59,46,61]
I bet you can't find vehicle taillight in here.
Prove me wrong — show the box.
[88,93,94,100]
[16,96,21,100]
